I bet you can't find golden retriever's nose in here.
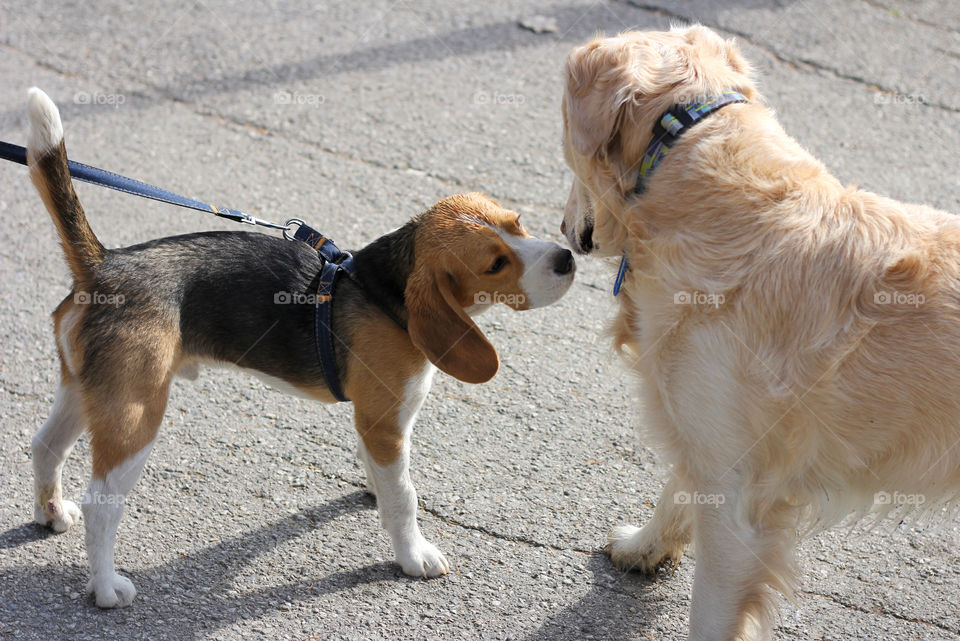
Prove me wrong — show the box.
[580,224,594,253]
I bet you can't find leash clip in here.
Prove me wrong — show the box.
[221,206,256,226]
[212,205,290,231]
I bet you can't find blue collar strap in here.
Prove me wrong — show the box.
[614,90,748,296]
[633,90,748,196]
[292,222,356,402]
[612,253,628,296]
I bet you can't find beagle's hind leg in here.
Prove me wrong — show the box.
[81,382,170,608]
[79,331,177,608]
[33,377,87,532]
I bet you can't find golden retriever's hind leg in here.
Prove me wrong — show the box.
[607,472,691,574]
[33,378,87,532]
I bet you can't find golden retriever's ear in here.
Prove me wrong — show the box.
[564,38,657,158]
[406,265,499,384]
[682,24,726,48]
[682,25,756,98]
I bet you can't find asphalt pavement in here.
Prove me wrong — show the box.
[1,1,959,639]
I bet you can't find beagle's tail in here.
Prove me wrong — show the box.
[27,87,105,283]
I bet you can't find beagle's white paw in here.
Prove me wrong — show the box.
[397,538,449,578]
[88,572,137,608]
[35,498,81,533]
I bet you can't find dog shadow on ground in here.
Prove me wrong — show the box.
[0,522,53,549]
[1,490,691,640]
[0,490,414,640]
[523,554,689,641]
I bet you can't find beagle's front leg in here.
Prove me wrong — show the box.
[353,364,448,578]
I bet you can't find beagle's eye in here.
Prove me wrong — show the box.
[515,216,524,233]
[486,256,509,274]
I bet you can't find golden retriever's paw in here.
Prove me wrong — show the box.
[605,523,685,574]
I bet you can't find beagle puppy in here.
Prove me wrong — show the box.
[25,88,575,608]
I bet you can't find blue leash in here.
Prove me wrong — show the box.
[0,140,288,230]
[612,254,628,296]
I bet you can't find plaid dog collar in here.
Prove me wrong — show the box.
[615,91,748,296]
[633,90,749,195]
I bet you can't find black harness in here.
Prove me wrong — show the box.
[288,221,407,403]
[289,222,357,402]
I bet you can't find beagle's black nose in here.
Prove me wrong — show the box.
[553,248,575,275]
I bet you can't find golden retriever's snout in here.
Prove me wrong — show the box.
[563,219,594,255]
[562,181,596,254]
[575,224,594,254]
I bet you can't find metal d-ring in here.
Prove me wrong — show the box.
[283,218,305,241]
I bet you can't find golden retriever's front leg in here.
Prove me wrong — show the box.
[687,480,796,641]
[607,472,691,573]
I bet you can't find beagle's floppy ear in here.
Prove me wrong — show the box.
[406,265,499,384]
[563,37,658,158]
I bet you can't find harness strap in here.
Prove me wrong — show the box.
[293,222,354,402]
[315,259,349,401]
[291,223,344,265]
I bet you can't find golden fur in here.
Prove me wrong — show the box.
[562,25,960,640]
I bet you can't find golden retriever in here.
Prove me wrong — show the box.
[561,24,960,641]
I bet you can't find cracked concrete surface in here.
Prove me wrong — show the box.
[1,1,959,639]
